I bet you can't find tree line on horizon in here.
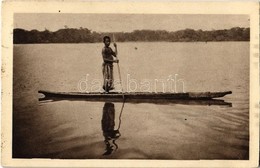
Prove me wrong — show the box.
[13,27,250,44]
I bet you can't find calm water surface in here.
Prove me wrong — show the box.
[13,42,249,159]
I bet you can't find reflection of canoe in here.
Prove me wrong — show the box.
[39,97,232,107]
[39,90,232,100]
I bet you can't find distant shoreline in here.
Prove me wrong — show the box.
[13,41,250,45]
[13,27,250,44]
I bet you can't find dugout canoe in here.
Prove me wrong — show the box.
[39,96,232,107]
[38,90,232,100]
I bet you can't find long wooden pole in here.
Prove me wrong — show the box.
[113,34,124,100]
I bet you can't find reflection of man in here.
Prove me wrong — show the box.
[102,102,121,156]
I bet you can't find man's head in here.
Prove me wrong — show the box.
[103,36,111,47]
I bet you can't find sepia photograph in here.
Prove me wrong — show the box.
[1,1,259,167]
[12,13,251,160]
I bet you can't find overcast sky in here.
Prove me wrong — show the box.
[14,14,249,32]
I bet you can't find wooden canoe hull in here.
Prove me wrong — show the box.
[38,90,232,100]
[39,97,232,107]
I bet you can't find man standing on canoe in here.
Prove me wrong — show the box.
[102,36,119,93]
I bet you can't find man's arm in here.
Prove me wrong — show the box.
[103,58,115,63]
[112,43,118,57]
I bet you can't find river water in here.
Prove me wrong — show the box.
[13,42,249,159]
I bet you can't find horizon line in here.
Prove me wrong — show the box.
[13,26,250,33]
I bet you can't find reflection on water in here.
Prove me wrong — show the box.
[102,102,121,156]
[14,98,248,159]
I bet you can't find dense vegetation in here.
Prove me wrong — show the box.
[13,27,249,44]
